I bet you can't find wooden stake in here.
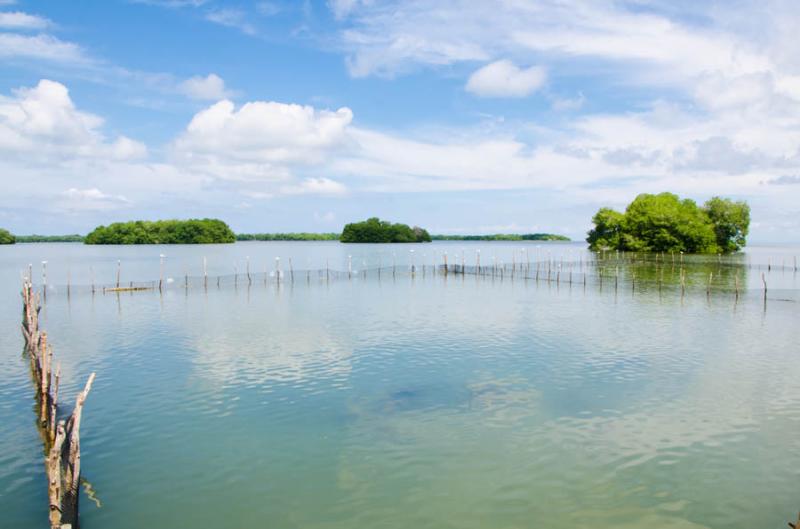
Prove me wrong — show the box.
[48,421,66,529]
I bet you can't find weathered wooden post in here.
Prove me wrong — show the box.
[159,254,165,292]
[116,259,121,289]
[42,261,48,301]
[289,258,294,283]
[443,252,448,276]
[761,272,767,301]
[680,269,686,299]
[246,256,251,285]
[348,255,352,280]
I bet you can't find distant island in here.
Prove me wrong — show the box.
[587,193,750,254]
[237,232,340,241]
[85,219,236,245]
[0,228,14,244]
[15,234,85,243]
[432,233,570,241]
[340,218,432,243]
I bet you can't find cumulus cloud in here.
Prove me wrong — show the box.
[0,79,146,161]
[0,11,50,30]
[178,73,232,100]
[173,99,353,176]
[465,60,546,98]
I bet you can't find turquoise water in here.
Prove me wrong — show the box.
[1,242,799,528]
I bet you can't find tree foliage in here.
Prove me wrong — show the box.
[587,193,750,254]
[0,228,15,244]
[704,196,750,253]
[84,219,236,244]
[340,217,431,243]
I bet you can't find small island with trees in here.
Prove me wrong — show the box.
[587,192,750,254]
[340,217,432,243]
[0,228,15,244]
[85,219,236,245]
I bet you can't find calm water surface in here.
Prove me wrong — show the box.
[1,242,799,529]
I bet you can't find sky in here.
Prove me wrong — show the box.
[1,0,799,242]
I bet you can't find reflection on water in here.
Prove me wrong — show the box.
[0,242,798,529]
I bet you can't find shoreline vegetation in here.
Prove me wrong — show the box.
[236,232,340,241]
[85,219,236,245]
[4,231,573,244]
[431,233,570,241]
[15,234,85,243]
[587,193,750,254]
[0,228,15,244]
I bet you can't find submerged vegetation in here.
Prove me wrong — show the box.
[587,193,750,254]
[341,217,432,243]
[0,228,15,244]
[236,232,340,241]
[85,219,236,245]
[432,233,570,241]
[15,234,85,243]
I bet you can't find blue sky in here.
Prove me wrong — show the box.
[1,0,799,242]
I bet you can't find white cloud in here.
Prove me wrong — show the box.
[550,92,586,112]
[0,32,88,63]
[205,8,256,35]
[465,60,546,98]
[328,0,370,20]
[0,11,50,29]
[281,177,347,195]
[0,79,146,161]
[60,188,130,211]
[173,99,353,170]
[178,73,232,100]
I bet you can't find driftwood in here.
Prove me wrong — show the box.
[22,280,95,529]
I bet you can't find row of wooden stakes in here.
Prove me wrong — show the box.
[22,279,95,529]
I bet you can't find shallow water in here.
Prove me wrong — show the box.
[1,242,799,529]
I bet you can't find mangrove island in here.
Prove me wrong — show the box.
[85,219,236,245]
[587,192,750,254]
[340,217,432,243]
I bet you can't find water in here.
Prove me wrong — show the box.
[1,241,799,529]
